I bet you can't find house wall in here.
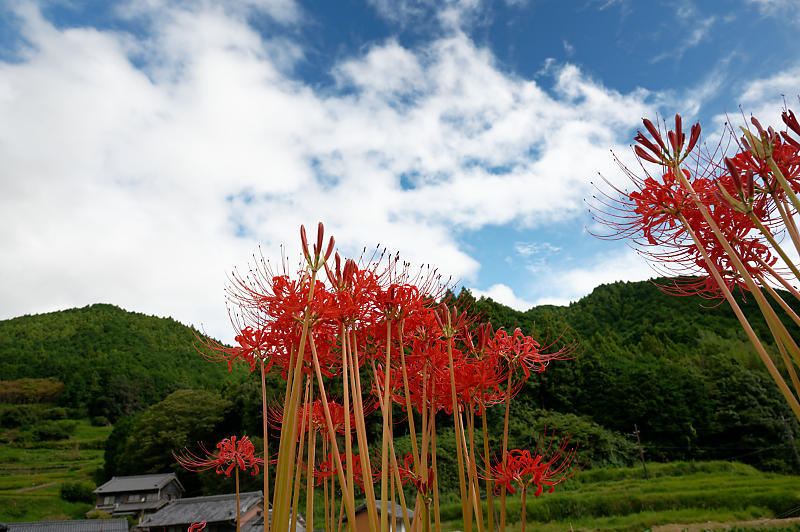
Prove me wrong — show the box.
[161,481,182,500]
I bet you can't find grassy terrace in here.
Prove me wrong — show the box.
[0,420,111,521]
[436,462,800,531]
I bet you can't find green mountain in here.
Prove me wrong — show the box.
[0,303,235,421]
[2,280,799,475]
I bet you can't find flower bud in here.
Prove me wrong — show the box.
[642,118,668,152]
[316,222,325,257]
[782,109,800,136]
[324,236,335,261]
[300,225,311,263]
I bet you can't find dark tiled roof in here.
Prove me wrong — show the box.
[2,519,128,532]
[138,492,263,528]
[94,474,182,494]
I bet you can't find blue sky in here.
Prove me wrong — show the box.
[1,0,799,341]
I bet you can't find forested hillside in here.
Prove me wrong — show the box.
[0,304,237,421]
[2,280,799,487]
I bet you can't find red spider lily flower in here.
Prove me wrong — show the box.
[188,522,206,532]
[173,436,264,477]
[487,431,582,497]
[397,453,435,495]
[729,138,800,194]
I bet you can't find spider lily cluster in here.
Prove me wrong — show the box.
[592,108,800,421]
[185,223,581,532]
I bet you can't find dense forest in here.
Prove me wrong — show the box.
[2,280,799,497]
[0,304,238,421]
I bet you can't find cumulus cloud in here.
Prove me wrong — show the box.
[0,1,657,341]
[530,248,657,306]
[470,283,535,311]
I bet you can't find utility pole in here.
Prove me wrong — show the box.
[634,424,649,480]
[781,416,800,472]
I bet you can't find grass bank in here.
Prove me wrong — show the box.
[0,419,111,521]
[436,461,800,531]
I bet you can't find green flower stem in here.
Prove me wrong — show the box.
[768,190,800,261]
[260,360,270,532]
[767,157,800,220]
[677,212,800,420]
[291,378,310,532]
[274,268,317,530]
[348,332,379,531]
[481,395,495,532]
[466,405,485,532]
[308,335,357,531]
[430,411,442,532]
[758,259,800,304]
[445,332,472,532]
[500,366,514,532]
[388,436,413,532]
[340,328,356,522]
[747,212,800,282]
[380,320,394,532]
[306,385,316,532]
[236,468,241,532]
[398,321,421,473]
[755,269,800,329]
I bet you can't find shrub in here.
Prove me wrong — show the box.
[30,420,78,441]
[60,481,95,504]
[90,416,109,427]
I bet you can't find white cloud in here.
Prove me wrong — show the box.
[470,283,535,311]
[0,2,657,341]
[529,248,657,305]
[746,0,800,21]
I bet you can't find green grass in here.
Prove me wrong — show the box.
[0,419,111,521]
[435,461,800,532]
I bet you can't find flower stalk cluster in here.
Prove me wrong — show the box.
[192,223,582,531]
[592,108,800,420]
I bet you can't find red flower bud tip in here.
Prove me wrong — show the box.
[463,326,474,351]
[746,169,754,199]
[343,258,357,284]
[324,261,336,286]
[433,309,445,330]
[724,157,743,192]
[685,123,701,155]
[674,114,683,145]
[782,109,800,136]
[634,132,663,158]
[316,222,325,256]
[324,236,335,261]
[751,116,766,137]
[781,131,800,149]
[668,130,679,154]
[634,145,662,164]
[642,118,668,152]
[300,225,310,261]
